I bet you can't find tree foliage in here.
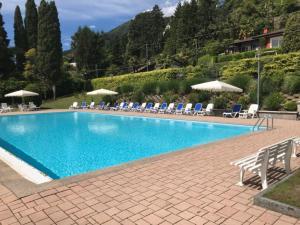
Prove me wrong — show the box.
[25,0,38,49]
[36,0,62,99]
[0,3,14,79]
[282,12,300,52]
[14,6,27,72]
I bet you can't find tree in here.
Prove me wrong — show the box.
[282,12,300,52]
[36,0,62,100]
[0,2,14,79]
[14,6,27,72]
[126,5,165,65]
[25,0,38,49]
[71,26,105,71]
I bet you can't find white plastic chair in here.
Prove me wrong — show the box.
[166,103,175,114]
[239,104,258,119]
[151,103,160,113]
[183,103,193,115]
[69,102,78,109]
[198,103,214,116]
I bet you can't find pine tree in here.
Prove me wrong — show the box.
[0,2,14,79]
[14,6,27,72]
[25,0,38,49]
[282,12,300,52]
[36,0,62,100]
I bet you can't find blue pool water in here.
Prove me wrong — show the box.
[0,112,254,178]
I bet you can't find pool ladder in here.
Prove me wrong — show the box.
[253,115,274,131]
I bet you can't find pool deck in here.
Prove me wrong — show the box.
[0,109,300,225]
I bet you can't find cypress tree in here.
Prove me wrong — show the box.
[25,0,38,49]
[14,6,27,72]
[36,0,62,100]
[0,2,14,78]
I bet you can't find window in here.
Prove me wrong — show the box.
[270,36,283,48]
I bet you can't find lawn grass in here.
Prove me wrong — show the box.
[41,94,104,109]
[264,169,300,208]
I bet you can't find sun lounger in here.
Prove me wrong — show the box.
[239,104,258,119]
[193,103,203,115]
[231,138,294,189]
[158,102,168,114]
[175,103,184,114]
[97,101,105,110]
[104,102,110,110]
[183,103,193,115]
[80,101,88,109]
[223,104,242,118]
[151,103,160,113]
[1,103,13,113]
[144,103,153,113]
[137,102,147,112]
[28,102,40,111]
[120,102,128,111]
[110,102,119,111]
[131,102,140,111]
[69,102,79,109]
[89,102,95,109]
[124,102,134,111]
[199,103,214,116]
[166,103,175,114]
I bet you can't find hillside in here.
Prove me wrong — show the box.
[42,52,300,110]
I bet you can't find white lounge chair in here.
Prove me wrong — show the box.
[231,138,293,189]
[1,103,13,112]
[183,103,193,115]
[151,103,160,113]
[124,102,134,111]
[89,102,95,109]
[198,103,214,116]
[137,102,147,112]
[166,103,175,114]
[239,104,258,119]
[69,102,79,109]
[28,102,40,111]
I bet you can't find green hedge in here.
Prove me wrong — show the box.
[221,52,300,79]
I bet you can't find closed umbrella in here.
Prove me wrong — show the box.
[87,89,118,96]
[191,80,243,93]
[5,90,39,103]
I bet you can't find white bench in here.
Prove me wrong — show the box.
[231,138,293,189]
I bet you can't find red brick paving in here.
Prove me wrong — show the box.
[0,110,300,224]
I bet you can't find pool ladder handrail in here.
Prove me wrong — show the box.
[252,115,274,131]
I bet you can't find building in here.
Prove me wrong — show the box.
[228,28,284,53]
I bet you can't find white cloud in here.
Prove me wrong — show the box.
[89,25,96,30]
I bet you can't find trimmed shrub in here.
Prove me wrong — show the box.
[227,73,252,91]
[282,76,300,95]
[263,92,284,110]
[117,84,134,94]
[213,96,228,109]
[142,81,158,95]
[284,101,297,111]
[132,90,145,103]
[237,95,250,108]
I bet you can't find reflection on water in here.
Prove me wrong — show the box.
[88,123,118,134]
[7,123,37,135]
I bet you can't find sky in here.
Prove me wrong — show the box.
[1,0,181,50]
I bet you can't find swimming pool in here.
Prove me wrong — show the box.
[0,112,254,179]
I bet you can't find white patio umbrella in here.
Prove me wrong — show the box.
[191,80,243,93]
[5,90,39,103]
[87,89,118,96]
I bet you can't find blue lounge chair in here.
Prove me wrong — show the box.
[131,102,140,111]
[158,102,168,114]
[120,102,128,111]
[144,103,153,113]
[97,101,105,110]
[193,103,203,115]
[81,101,87,109]
[110,102,119,111]
[223,104,242,118]
[175,103,184,114]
